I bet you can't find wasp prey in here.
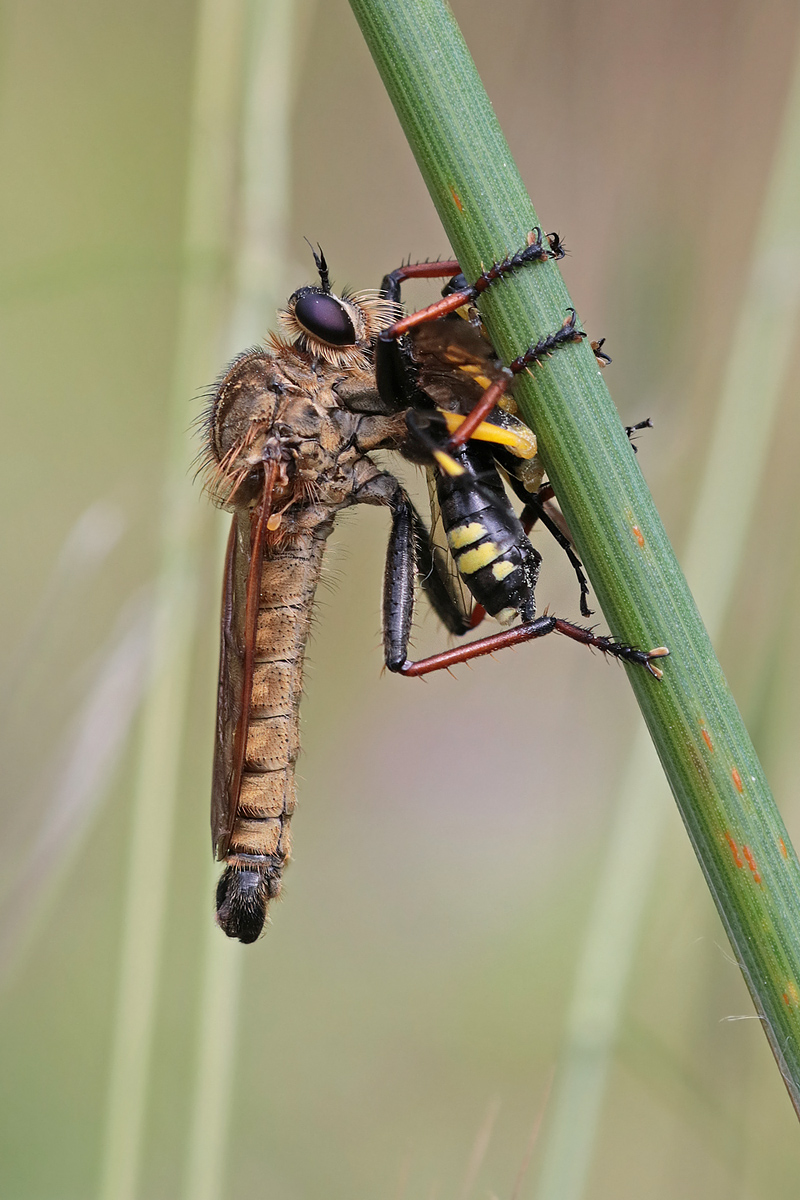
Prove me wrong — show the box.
[368,238,668,680]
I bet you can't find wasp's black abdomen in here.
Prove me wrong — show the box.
[437,447,541,625]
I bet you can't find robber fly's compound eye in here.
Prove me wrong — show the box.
[291,290,356,347]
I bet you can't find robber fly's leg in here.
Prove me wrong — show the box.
[380,228,560,332]
[399,617,669,680]
[355,471,470,671]
[376,259,465,413]
[591,337,612,367]
[375,230,562,413]
[443,309,590,451]
[379,259,462,304]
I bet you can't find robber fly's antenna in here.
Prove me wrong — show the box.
[304,239,331,294]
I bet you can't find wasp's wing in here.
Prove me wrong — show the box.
[411,316,505,416]
[211,469,276,860]
[418,466,474,633]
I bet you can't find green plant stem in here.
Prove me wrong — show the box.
[535,29,800,1197]
[348,0,800,1113]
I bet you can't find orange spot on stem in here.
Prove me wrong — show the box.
[725,831,744,869]
[742,844,762,885]
[784,981,800,1007]
[731,767,744,793]
[632,524,645,548]
[780,837,789,860]
[449,185,464,213]
[700,726,714,753]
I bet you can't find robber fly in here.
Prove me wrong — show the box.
[201,254,458,942]
[200,241,667,942]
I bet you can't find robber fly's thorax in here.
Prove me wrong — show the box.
[207,342,403,515]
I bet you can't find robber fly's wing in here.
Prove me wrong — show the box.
[211,468,276,860]
[211,512,249,859]
[421,466,474,632]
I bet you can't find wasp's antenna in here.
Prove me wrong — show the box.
[304,238,331,293]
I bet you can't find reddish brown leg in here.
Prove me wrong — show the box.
[380,228,558,340]
[446,310,588,453]
[468,604,487,630]
[399,615,668,679]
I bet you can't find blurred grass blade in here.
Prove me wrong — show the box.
[182,3,309,1196]
[456,1096,500,1200]
[97,1,246,1198]
[182,859,245,1200]
[226,0,310,350]
[0,502,125,754]
[348,0,800,1117]
[0,594,152,984]
[534,28,800,1200]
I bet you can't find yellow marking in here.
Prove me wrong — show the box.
[439,410,537,459]
[492,561,515,581]
[443,346,471,365]
[433,449,464,475]
[447,522,486,550]
[459,542,499,574]
[456,364,493,389]
[495,607,516,625]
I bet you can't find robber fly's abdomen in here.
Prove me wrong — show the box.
[437,450,542,626]
[217,531,325,941]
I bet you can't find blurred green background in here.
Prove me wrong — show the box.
[2,0,800,1196]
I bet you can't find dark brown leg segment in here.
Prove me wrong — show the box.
[398,616,669,680]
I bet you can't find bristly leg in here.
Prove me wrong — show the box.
[379,227,563,337]
[625,417,654,454]
[396,616,669,680]
[444,309,586,451]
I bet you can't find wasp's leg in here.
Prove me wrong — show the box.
[625,417,653,453]
[522,496,593,617]
[499,472,593,618]
[354,471,471,671]
[398,617,669,680]
[501,414,652,613]
[511,416,653,599]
